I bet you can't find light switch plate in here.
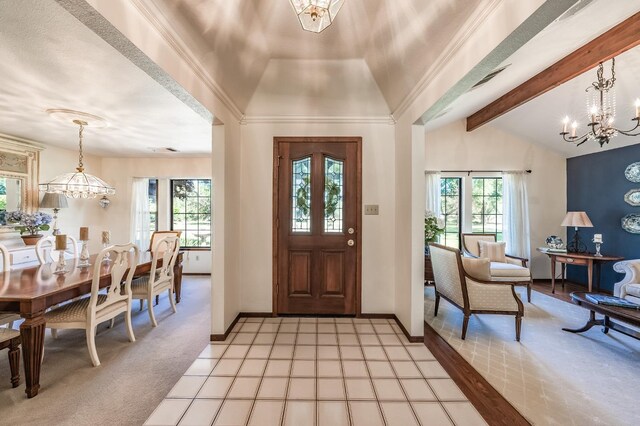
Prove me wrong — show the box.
[364,204,379,215]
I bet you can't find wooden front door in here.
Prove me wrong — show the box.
[274,137,361,315]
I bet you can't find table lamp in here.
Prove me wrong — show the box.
[40,193,69,235]
[561,211,593,253]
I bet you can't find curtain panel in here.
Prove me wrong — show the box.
[502,172,531,259]
[425,171,442,217]
[130,178,151,251]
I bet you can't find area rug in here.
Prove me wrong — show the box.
[424,286,640,426]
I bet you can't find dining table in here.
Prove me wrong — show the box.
[0,250,183,398]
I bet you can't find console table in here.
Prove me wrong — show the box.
[537,248,623,293]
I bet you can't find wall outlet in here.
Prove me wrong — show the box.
[196,255,200,261]
[364,205,379,215]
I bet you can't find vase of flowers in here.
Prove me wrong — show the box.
[424,210,445,255]
[7,211,52,245]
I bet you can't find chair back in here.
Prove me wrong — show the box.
[35,235,78,264]
[461,233,496,257]
[89,243,139,317]
[429,243,468,309]
[149,231,182,253]
[149,235,180,288]
[0,243,10,272]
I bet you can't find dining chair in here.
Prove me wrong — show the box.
[0,328,21,388]
[0,243,20,330]
[148,230,182,253]
[131,235,180,326]
[44,244,139,367]
[35,235,79,264]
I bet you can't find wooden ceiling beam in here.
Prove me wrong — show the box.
[466,11,640,132]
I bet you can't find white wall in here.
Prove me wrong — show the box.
[39,145,105,254]
[425,120,567,278]
[239,121,397,315]
[99,157,212,274]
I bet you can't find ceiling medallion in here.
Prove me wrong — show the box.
[559,58,640,147]
[40,111,115,199]
[289,0,345,33]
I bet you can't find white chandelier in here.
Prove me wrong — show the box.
[40,119,115,199]
[560,58,640,147]
[289,0,345,33]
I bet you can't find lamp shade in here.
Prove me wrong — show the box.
[40,192,69,209]
[561,211,593,228]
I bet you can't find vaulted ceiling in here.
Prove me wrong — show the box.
[144,0,486,114]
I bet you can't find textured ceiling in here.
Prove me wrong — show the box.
[148,0,486,114]
[0,0,211,156]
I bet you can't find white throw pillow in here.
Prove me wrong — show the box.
[478,240,507,263]
[461,257,492,281]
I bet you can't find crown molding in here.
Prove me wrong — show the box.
[129,0,244,121]
[0,133,45,151]
[240,115,397,125]
[392,0,504,121]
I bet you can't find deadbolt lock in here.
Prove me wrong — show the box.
[348,228,355,234]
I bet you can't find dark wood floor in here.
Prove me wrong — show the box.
[531,279,611,303]
[422,321,531,426]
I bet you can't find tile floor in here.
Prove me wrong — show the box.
[146,317,487,426]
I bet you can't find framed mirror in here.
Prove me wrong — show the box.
[0,134,42,225]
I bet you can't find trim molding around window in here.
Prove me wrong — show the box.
[170,179,212,249]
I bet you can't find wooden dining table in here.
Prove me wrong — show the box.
[0,251,183,398]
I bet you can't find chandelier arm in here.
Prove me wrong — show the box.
[560,132,590,144]
[617,119,640,136]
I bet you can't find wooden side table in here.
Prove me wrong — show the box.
[424,255,434,285]
[537,248,623,293]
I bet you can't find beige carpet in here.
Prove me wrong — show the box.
[0,276,211,426]
[424,286,640,426]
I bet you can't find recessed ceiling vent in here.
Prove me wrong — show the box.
[555,0,595,22]
[150,147,180,153]
[469,64,511,91]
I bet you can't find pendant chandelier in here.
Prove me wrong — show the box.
[40,119,115,199]
[289,0,345,33]
[560,58,640,147]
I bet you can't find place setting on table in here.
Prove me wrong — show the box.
[0,226,184,398]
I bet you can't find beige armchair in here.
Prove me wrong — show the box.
[461,233,532,302]
[613,260,640,304]
[429,243,524,341]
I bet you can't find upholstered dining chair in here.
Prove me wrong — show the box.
[43,244,139,367]
[35,235,79,264]
[429,243,525,341]
[0,328,21,388]
[148,230,182,253]
[461,233,532,302]
[131,235,180,326]
[0,243,20,330]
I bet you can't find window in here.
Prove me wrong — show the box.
[148,179,158,233]
[171,179,211,248]
[440,177,462,249]
[472,177,503,240]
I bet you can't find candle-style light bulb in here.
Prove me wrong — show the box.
[635,98,640,119]
[562,116,570,133]
[571,121,578,138]
[590,105,598,123]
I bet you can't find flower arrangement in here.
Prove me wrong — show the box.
[7,211,52,236]
[425,210,445,246]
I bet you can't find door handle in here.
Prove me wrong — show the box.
[347,239,355,247]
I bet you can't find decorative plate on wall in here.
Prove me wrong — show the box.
[624,189,640,206]
[625,162,640,183]
[621,214,640,234]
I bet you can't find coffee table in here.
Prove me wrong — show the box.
[563,292,640,340]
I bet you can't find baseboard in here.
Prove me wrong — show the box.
[210,311,422,343]
[183,273,211,276]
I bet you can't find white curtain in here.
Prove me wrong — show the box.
[425,171,442,217]
[131,178,151,251]
[502,172,530,259]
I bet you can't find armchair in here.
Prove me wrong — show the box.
[429,243,524,341]
[461,233,532,302]
[613,260,640,304]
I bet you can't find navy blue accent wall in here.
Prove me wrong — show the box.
[566,143,640,292]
